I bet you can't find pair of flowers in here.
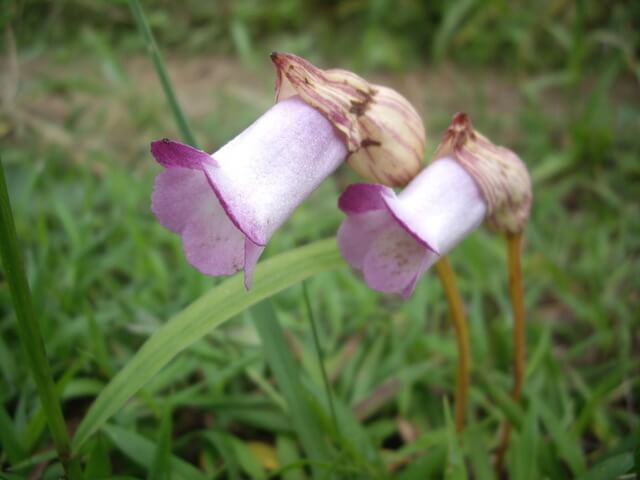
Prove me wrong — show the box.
[151,53,531,296]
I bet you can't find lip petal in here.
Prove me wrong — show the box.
[337,183,391,214]
[152,167,245,276]
[151,139,215,170]
[337,209,390,271]
[181,202,245,276]
[361,222,435,297]
[151,168,211,234]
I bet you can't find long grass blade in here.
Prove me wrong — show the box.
[128,0,198,147]
[252,299,333,478]
[302,281,339,437]
[0,156,81,478]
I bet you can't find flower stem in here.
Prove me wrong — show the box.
[435,256,471,432]
[302,281,340,438]
[0,157,82,479]
[495,231,526,471]
[128,0,198,147]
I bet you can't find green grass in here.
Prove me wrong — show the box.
[1,1,639,478]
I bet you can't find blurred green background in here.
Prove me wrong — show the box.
[1,0,639,478]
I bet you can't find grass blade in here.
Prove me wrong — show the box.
[128,0,198,147]
[72,238,343,451]
[510,406,539,480]
[443,398,467,480]
[252,299,333,478]
[84,434,112,479]
[0,404,26,464]
[581,452,633,480]
[538,402,586,475]
[148,407,173,480]
[465,426,495,480]
[203,431,241,480]
[0,156,80,478]
[302,281,339,437]
[276,435,305,480]
[103,424,207,480]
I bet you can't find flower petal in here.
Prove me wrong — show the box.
[150,139,215,170]
[337,183,391,214]
[181,196,245,276]
[337,209,390,270]
[151,167,245,276]
[151,168,211,234]
[362,222,436,298]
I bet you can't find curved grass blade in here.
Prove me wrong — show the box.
[72,238,343,451]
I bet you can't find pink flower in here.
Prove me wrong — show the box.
[151,97,347,288]
[337,112,532,298]
[337,158,487,298]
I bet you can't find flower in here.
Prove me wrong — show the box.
[151,53,426,288]
[337,113,532,297]
[337,158,487,297]
[151,97,346,288]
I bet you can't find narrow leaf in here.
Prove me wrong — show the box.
[252,300,333,477]
[0,156,79,477]
[276,435,305,480]
[0,404,26,464]
[538,402,586,475]
[128,0,197,146]
[84,434,112,479]
[148,408,173,480]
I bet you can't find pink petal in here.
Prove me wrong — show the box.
[150,139,214,170]
[338,183,391,214]
[151,168,211,234]
[152,167,245,275]
[337,210,390,270]
[181,202,245,276]
[362,222,435,298]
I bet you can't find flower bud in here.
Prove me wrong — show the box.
[434,113,532,233]
[271,52,425,187]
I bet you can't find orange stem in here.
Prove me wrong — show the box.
[436,256,471,432]
[496,232,526,471]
